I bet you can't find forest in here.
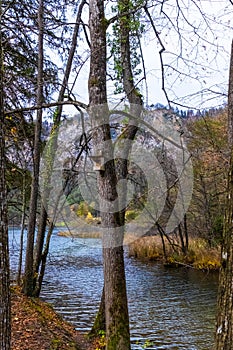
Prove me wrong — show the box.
[0,0,233,350]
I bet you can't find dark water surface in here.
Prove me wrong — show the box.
[9,228,218,350]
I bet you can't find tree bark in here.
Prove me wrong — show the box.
[17,173,27,285]
[89,286,106,338]
[0,4,11,346]
[215,40,233,350]
[23,0,44,296]
[88,0,131,348]
[228,41,233,147]
[116,0,143,222]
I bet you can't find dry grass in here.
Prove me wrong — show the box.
[57,231,102,239]
[127,235,165,260]
[127,235,221,270]
[188,239,221,270]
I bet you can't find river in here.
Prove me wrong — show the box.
[9,227,218,350]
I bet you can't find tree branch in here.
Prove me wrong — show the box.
[107,2,146,27]
[144,5,171,107]
[5,100,88,115]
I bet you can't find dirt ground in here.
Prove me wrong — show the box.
[11,287,94,350]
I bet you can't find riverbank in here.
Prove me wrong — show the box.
[128,236,221,270]
[57,228,221,271]
[9,231,218,350]
[11,287,92,350]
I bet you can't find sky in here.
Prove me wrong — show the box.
[65,0,233,114]
[144,0,233,110]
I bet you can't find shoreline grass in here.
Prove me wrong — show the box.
[128,235,221,271]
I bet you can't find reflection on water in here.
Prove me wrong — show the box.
[9,228,218,350]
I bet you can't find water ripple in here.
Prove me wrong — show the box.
[9,229,218,350]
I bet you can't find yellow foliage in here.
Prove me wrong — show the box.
[86,212,93,223]
[77,202,89,217]
[11,127,17,135]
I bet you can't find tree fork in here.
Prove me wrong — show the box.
[88,0,131,347]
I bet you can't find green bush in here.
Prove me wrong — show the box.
[125,210,138,222]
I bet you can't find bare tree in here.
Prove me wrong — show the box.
[215,40,233,350]
[22,0,45,296]
[32,0,87,298]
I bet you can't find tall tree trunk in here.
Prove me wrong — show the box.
[0,4,11,347]
[215,40,233,350]
[23,0,44,296]
[34,221,54,296]
[17,173,27,285]
[117,0,143,216]
[88,0,131,348]
[33,0,86,297]
[89,0,142,333]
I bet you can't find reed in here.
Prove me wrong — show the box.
[127,236,221,270]
[57,230,102,238]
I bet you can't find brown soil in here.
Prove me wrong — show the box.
[11,287,94,350]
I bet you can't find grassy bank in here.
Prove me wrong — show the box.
[57,230,102,239]
[128,236,221,270]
